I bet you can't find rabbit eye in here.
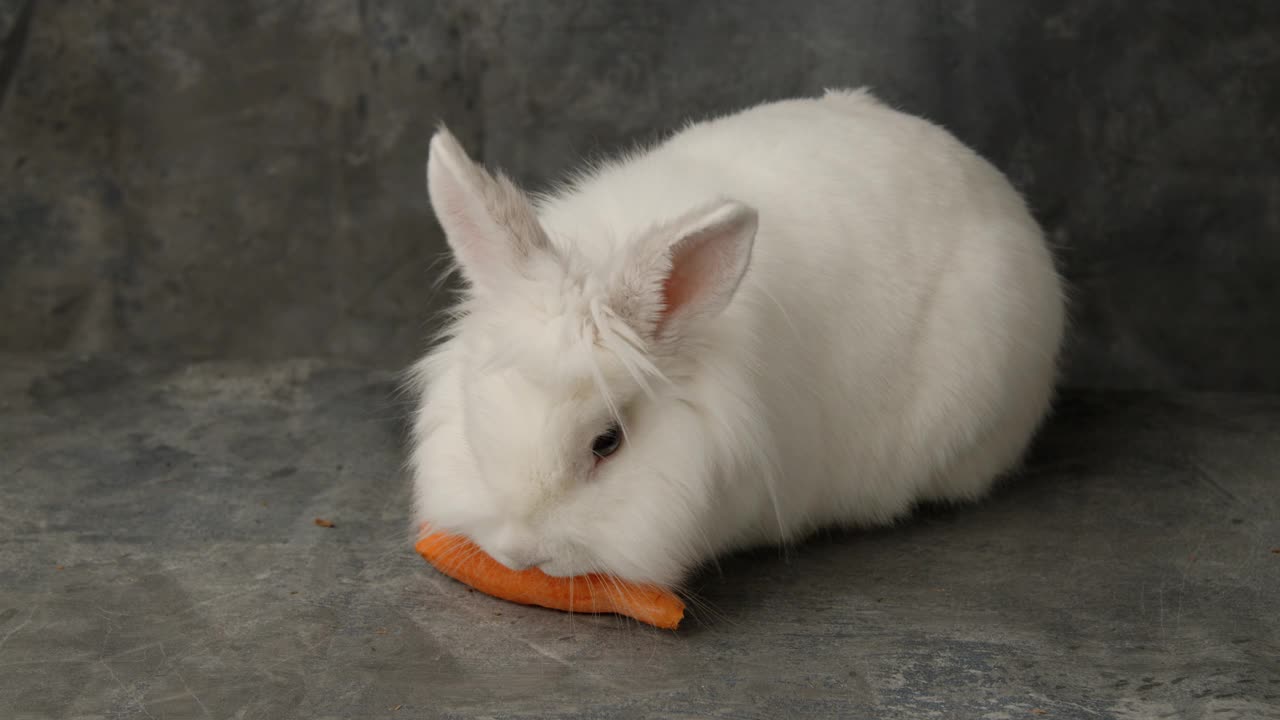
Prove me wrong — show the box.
[591,424,622,459]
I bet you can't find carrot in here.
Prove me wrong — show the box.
[415,530,685,630]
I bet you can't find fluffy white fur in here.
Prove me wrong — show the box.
[407,89,1066,589]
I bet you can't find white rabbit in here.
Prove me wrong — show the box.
[407,88,1065,589]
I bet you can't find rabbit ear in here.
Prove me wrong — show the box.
[426,126,550,293]
[616,200,758,343]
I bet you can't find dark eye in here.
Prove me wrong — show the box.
[591,424,622,459]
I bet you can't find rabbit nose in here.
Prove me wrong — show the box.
[490,548,550,571]
[487,527,548,571]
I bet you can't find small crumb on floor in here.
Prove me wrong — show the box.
[55,565,64,571]
[314,518,335,528]
[375,627,389,635]
[1270,548,1280,554]
[1031,710,1048,715]
[389,704,402,712]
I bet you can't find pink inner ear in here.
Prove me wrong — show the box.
[657,232,716,331]
[648,201,755,336]
[660,263,695,324]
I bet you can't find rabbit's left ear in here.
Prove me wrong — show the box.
[613,200,758,343]
[426,126,550,294]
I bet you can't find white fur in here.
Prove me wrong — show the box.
[407,89,1066,589]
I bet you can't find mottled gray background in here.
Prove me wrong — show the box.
[2,0,1278,390]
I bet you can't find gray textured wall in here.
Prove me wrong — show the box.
[2,1,1278,391]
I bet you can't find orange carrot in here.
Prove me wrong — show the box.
[415,530,684,630]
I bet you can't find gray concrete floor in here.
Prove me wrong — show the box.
[1,354,1277,719]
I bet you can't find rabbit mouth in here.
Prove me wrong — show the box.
[487,550,552,573]
[536,558,580,578]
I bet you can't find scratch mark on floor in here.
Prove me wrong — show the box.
[176,586,264,616]
[0,654,99,669]
[177,670,214,719]
[1190,460,1238,503]
[516,635,627,692]
[521,638,573,667]
[99,659,156,720]
[0,607,34,653]
[1031,694,1102,716]
[101,638,179,662]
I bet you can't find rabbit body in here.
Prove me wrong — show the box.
[409,89,1065,588]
